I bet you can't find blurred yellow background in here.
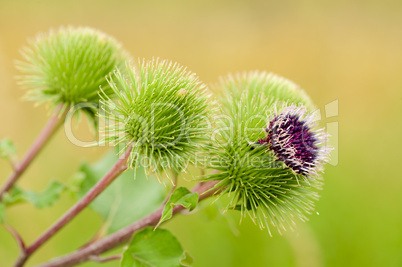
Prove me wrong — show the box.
[1,0,401,266]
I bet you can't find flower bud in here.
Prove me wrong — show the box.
[99,59,211,181]
[17,26,128,117]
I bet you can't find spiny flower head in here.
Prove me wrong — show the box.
[254,105,328,177]
[100,59,211,181]
[16,26,128,115]
[205,74,330,235]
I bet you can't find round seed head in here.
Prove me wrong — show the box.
[100,59,211,181]
[205,75,330,235]
[16,26,128,114]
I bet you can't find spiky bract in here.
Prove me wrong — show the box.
[17,26,128,114]
[205,73,329,235]
[217,71,315,112]
[100,59,211,181]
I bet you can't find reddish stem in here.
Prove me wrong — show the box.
[88,254,121,263]
[13,145,133,267]
[3,224,26,252]
[0,104,67,200]
[35,181,219,267]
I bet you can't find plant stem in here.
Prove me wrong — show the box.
[88,254,121,263]
[35,180,219,267]
[0,104,67,201]
[14,145,133,267]
[3,224,26,252]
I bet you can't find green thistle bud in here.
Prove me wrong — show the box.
[206,73,330,235]
[100,59,211,181]
[16,26,128,115]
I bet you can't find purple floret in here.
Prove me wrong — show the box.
[257,112,319,176]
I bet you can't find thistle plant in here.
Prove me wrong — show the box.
[0,27,332,267]
[100,59,211,180]
[204,72,330,235]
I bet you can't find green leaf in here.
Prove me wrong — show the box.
[180,251,194,267]
[72,150,166,234]
[0,203,5,223]
[2,187,25,206]
[3,181,65,209]
[156,187,198,229]
[23,181,65,209]
[121,227,190,267]
[0,138,16,159]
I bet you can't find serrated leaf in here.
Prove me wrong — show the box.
[73,151,166,234]
[2,181,65,209]
[2,186,25,206]
[0,203,5,223]
[121,227,189,267]
[155,187,198,229]
[0,138,16,159]
[23,181,65,209]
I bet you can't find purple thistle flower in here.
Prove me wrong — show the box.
[255,106,328,177]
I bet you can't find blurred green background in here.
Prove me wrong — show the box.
[0,0,401,266]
